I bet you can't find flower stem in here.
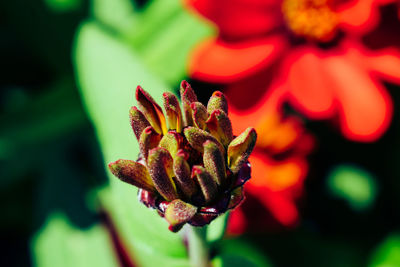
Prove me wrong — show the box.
[186,225,209,267]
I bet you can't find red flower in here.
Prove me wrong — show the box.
[186,0,400,141]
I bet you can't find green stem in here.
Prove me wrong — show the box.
[187,225,209,267]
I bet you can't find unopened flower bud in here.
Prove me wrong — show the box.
[109,81,257,232]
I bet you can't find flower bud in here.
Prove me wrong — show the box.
[109,81,257,232]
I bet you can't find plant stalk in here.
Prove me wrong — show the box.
[186,225,209,267]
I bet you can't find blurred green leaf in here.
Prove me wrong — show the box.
[369,233,400,267]
[74,21,190,267]
[207,213,228,244]
[327,165,378,211]
[212,238,272,267]
[91,0,212,85]
[31,212,119,267]
[43,0,82,12]
[0,78,87,187]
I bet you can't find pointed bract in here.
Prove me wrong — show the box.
[165,199,197,232]
[139,126,162,161]
[227,127,257,174]
[108,160,155,192]
[148,147,178,201]
[163,92,182,132]
[191,102,208,130]
[192,165,218,204]
[129,106,150,141]
[206,109,233,148]
[183,127,224,154]
[207,91,228,115]
[136,86,167,134]
[203,141,226,185]
[159,131,182,159]
[180,80,198,126]
[173,150,198,199]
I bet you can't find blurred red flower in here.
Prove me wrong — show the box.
[227,89,313,234]
[186,0,400,142]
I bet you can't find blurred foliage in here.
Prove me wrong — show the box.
[327,165,378,211]
[31,212,119,267]
[369,233,400,267]
[44,0,83,13]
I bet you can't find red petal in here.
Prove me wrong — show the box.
[323,47,393,141]
[337,0,380,34]
[188,36,286,83]
[184,0,282,39]
[284,49,336,118]
[285,44,394,142]
[366,50,400,83]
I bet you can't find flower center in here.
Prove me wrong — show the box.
[282,0,338,41]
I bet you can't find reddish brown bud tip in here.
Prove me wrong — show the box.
[180,81,198,127]
[176,149,189,161]
[207,91,228,115]
[108,160,155,192]
[136,85,167,134]
[139,126,162,161]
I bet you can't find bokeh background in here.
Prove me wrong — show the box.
[2,0,400,266]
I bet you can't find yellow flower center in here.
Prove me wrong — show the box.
[282,0,339,41]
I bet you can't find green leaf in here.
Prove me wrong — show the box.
[74,21,190,267]
[212,238,272,267]
[43,0,82,12]
[369,233,400,267]
[206,213,228,244]
[31,212,119,267]
[327,164,378,211]
[91,0,212,85]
